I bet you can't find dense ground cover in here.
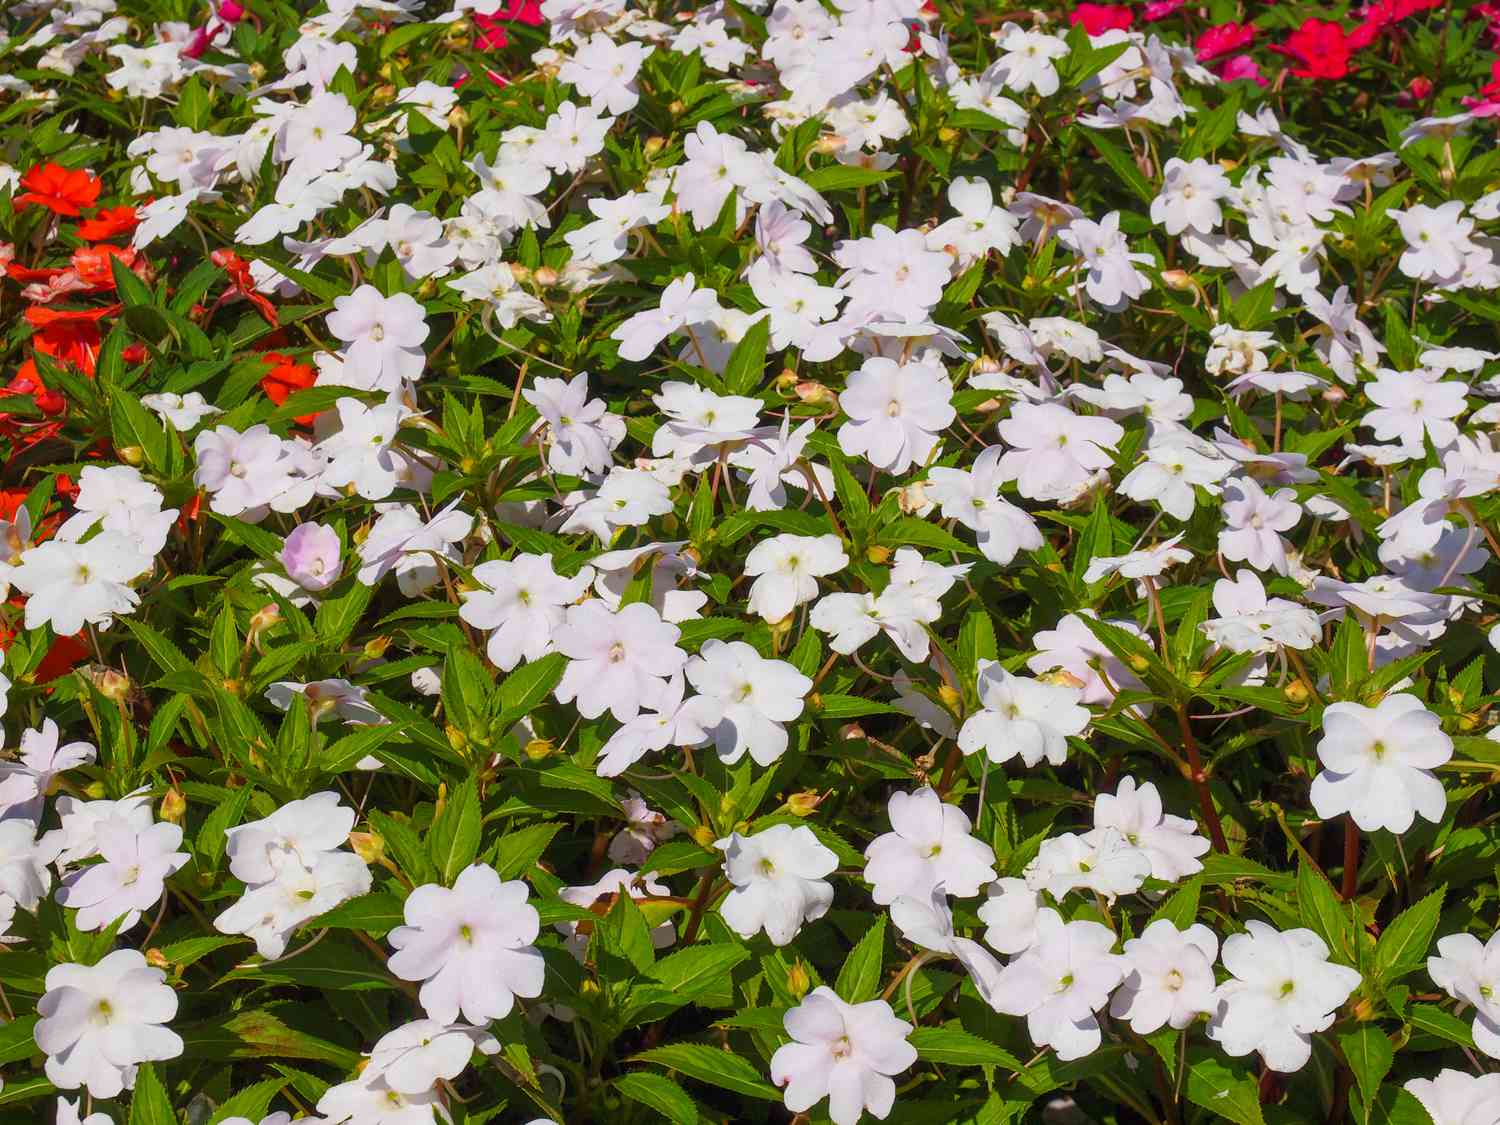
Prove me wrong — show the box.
[2,0,1500,1122]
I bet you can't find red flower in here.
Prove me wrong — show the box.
[14,164,101,217]
[260,352,318,424]
[1273,19,1357,79]
[1142,0,1185,19]
[1196,21,1255,62]
[75,206,139,240]
[70,244,140,290]
[1219,55,1269,86]
[34,632,90,684]
[1070,3,1134,34]
[25,305,117,376]
[6,359,66,415]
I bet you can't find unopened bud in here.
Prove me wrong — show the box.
[145,948,170,970]
[1160,269,1195,291]
[1322,386,1347,405]
[643,136,667,157]
[447,105,470,130]
[794,380,835,406]
[783,790,823,816]
[370,84,398,108]
[691,824,716,848]
[1040,669,1087,691]
[937,127,959,144]
[839,723,866,741]
[1284,680,1310,704]
[668,100,686,116]
[787,961,812,999]
[159,786,187,825]
[975,397,1003,413]
[865,544,891,564]
[937,684,962,711]
[118,445,144,466]
[363,635,392,662]
[813,134,846,155]
[92,666,131,702]
[898,481,930,515]
[1127,654,1151,673]
[768,613,795,646]
[533,266,559,287]
[248,61,266,81]
[524,738,556,761]
[971,355,1002,375]
[417,278,438,300]
[446,723,468,753]
[349,831,384,865]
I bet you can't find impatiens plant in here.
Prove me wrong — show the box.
[5,0,1500,1122]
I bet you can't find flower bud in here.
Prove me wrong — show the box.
[1127,654,1151,673]
[524,738,555,760]
[691,824,716,848]
[813,134,846,155]
[938,127,959,144]
[145,948,170,970]
[971,355,1002,375]
[159,786,187,825]
[1321,386,1347,405]
[118,445,144,466]
[782,790,823,816]
[447,105,470,130]
[937,683,962,712]
[1160,269,1195,291]
[643,137,667,157]
[668,100,686,116]
[445,724,468,753]
[92,666,131,702]
[363,635,392,662]
[787,960,812,998]
[533,266,559,287]
[897,481,929,515]
[349,831,384,865]
[1284,680,1310,704]
[248,604,281,644]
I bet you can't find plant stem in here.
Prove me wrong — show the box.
[1342,816,1360,901]
[1175,706,1227,852]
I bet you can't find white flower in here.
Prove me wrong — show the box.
[990,908,1126,1060]
[1429,932,1500,1059]
[1208,921,1361,1072]
[459,554,594,672]
[1219,477,1301,576]
[1391,202,1477,281]
[214,850,372,960]
[0,818,61,909]
[716,824,837,945]
[1058,212,1151,310]
[1151,158,1231,236]
[9,532,151,635]
[863,787,995,904]
[387,864,546,1025]
[595,673,717,777]
[316,400,415,502]
[770,987,917,1125]
[890,888,1006,1005]
[57,819,187,932]
[958,660,1089,768]
[1120,438,1229,521]
[325,285,428,388]
[744,533,849,623]
[1363,368,1468,451]
[315,1075,449,1125]
[1201,570,1321,655]
[992,24,1069,96]
[553,601,687,722]
[1309,694,1451,834]
[923,447,1042,565]
[140,390,220,430]
[1026,829,1152,901]
[837,357,954,474]
[1093,776,1209,883]
[35,949,183,1098]
[0,718,95,819]
[1109,919,1219,1033]
[976,877,1043,955]
[998,402,1123,503]
[365,1019,499,1095]
[523,372,627,477]
[686,640,811,767]
[611,273,720,361]
[1404,1069,1500,1125]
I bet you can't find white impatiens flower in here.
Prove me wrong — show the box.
[863,787,995,905]
[364,1019,499,1095]
[324,284,429,388]
[1026,829,1152,901]
[716,824,837,946]
[1109,919,1220,1033]
[957,660,1090,768]
[770,987,917,1125]
[1151,157,1231,236]
[890,887,1006,1005]
[552,601,687,722]
[1309,693,1452,834]
[459,554,594,672]
[386,864,546,1026]
[837,356,955,474]
[1201,570,1321,655]
[685,639,812,767]
[976,877,1043,955]
[1092,776,1209,883]
[1218,477,1301,576]
[9,532,152,635]
[57,818,188,932]
[0,718,95,819]
[1404,1070,1500,1125]
[923,446,1042,565]
[523,372,627,477]
[743,533,848,623]
[998,402,1123,503]
[1428,931,1500,1058]
[992,24,1070,96]
[989,908,1126,1060]
[1208,921,1361,1072]
[35,949,184,1098]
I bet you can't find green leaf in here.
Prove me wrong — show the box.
[801,165,898,191]
[129,1062,177,1125]
[1148,878,1201,930]
[492,822,561,879]
[644,943,749,997]
[497,653,568,727]
[108,384,171,475]
[834,914,886,1003]
[595,891,656,973]
[631,1043,781,1100]
[1375,887,1444,984]
[428,776,482,884]
[208,1079,287,1125]
[722,315,771,395]
[957,609,998,680]
[1183,1051,1264,1125]
[316,581,374,646]
[613,1072,700,1124]
[0,1015,38,1065]
[1085,131,1153,204]
[1297,857,1357,966]
[1407,1003,1474,1047]
[908,1027,1024,1068]
[1338,1027,1394,1117]
[878,516,976,555]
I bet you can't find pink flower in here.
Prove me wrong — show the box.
[1069,3,1134,34]
[1142,0,1186,19]
[1196,21,1255,62]
[1219,54,1268,86]
[217,0,246,21]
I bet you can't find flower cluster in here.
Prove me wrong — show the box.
[0,0,1498,1123]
